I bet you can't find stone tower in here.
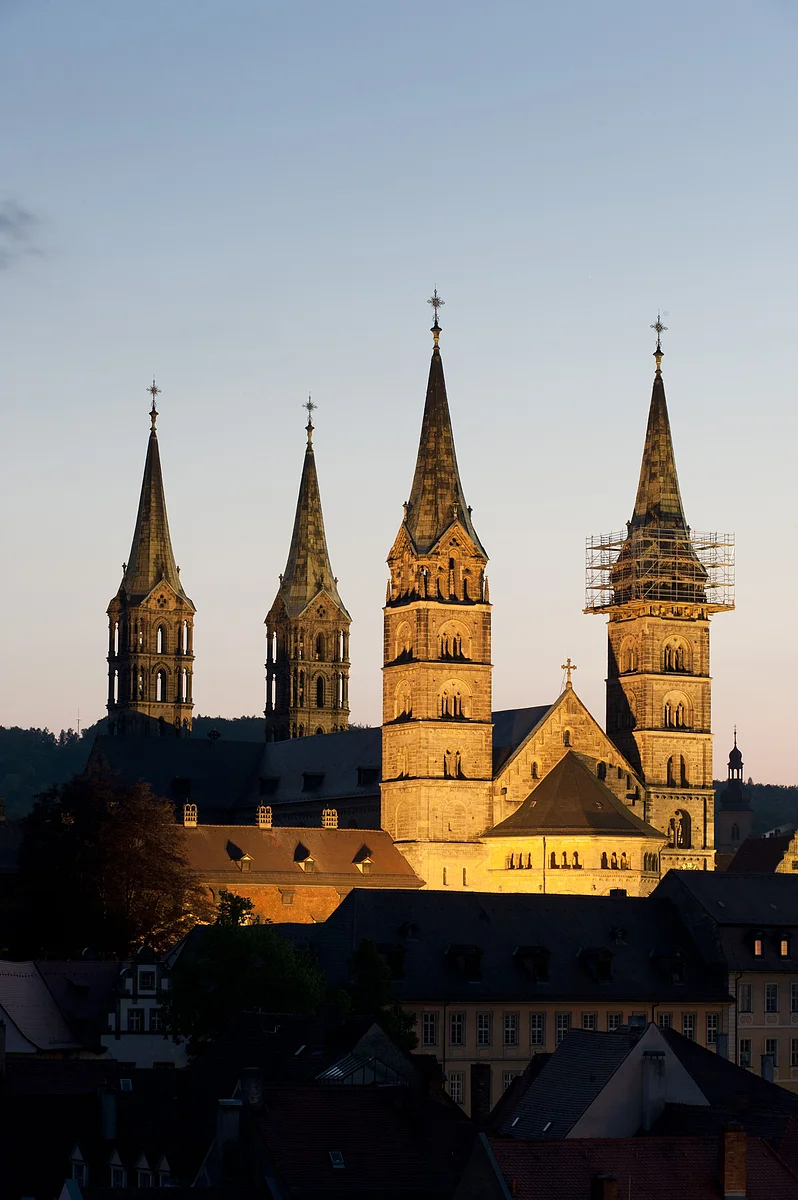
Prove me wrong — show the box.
[264,408,350,740]
[107,383,195,737]
[716,730,754,855]
[382,297,493,885]
[586,323,734,871]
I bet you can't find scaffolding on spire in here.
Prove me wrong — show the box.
[584,527,735,614]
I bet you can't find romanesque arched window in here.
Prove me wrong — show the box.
[298,671,305,707]
[315,633,325,661]
[316,676,325,708]
[394,680,412,720]
[550,851,557,869]
[611,852,618,869]
[601,852,608,869]
[531,761,539,780]
[731,823,740,841]
[597,762,607,781]
[156,625,166,654]
[669,809,692,849]
[155,669,167,702]
[573,851,580,867]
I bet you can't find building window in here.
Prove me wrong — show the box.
[449,1012,465,1047]
[149,1007,163,1033]
[765,1037,779,1066]
[765,984,779,1013]
[138,1171,153,1188]
[780,938,790,958]
[111,1167,126,1188]
[504,1013,519,1047]
[791,983,798,1014]
[563,730,572,747]
[530,1012,545,1047]
[477,1012,493,1047]
[422,1013,439,1047]
[754,937,763,957]
[682,1013,696,1041]
[658,1013,672,1029]
[739,1038,752,1068]
[448,1071,465,1105]
[706,1013,719,1046]
[582,1013,597,1031]
[127,1008,144,1032]
[739,983,752,1013]
[139,970,156,991]
[72,1162,88,1187]
[555,1012,572,1045]
[607,1013,623,1032]
[503,1070,521,1092]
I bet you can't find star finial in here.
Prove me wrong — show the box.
[561,657,577,689]
[651,313,667,374]
[304,394,316,442]
[427,288,444,347]
[147,377,161,428]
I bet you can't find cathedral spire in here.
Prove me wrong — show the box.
[277,407,348,619]
[630,317,688,532]
[122,381,189,604]
[403,293,485,555]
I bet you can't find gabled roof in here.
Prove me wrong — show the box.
[727,835,792,874]
[402,327,486,557]
[273,425,349,620]
[491,705,553,773]
[654,869,798,927]
[0,961,82,1050]
[485,751,663,840]
[116,408,192,608]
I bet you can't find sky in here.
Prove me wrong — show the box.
[1,1,797,782]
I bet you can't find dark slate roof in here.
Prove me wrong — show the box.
[485,751,663,839]
[727,835,792,873]
[485,1134,798,1200]
[491,705,552,773]
[38,961,120,1048]
[292,889,729,1004]
[498,1028,632,1139]
[272,426,349,620]
[660,1026,798,1114]
[403,330,486,557]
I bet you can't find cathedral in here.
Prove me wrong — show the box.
[98,303,735,901]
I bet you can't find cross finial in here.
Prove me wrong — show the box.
[561,657,577,688]
[651,312,667,374]
[304,394,316,442]
[427,288,444,347]
[147,377,161,428]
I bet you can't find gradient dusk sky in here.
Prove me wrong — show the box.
[1,1,797,782]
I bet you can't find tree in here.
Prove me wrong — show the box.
[214,888,256,926]
[15,769,212,957]
[345,939,418,1052]
[161,919,326,1050]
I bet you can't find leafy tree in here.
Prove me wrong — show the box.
[161,922,326,1050]
[15,769,211,957]
[345,939,417,1052]
[215,888,256,926]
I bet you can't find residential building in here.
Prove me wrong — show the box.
[654,870,798,1090]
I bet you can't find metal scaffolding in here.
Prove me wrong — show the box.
[585,527,735,613]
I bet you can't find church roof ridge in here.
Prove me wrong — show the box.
[485,750,664,839]
[277,418,349,620]
[120,389,192,607]
[402,301,486,557]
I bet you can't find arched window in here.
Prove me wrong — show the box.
[731,822,740,842]
[315,726,324,735]
[527,852,533,869]
[315,633,325,661]
[137,670,145,700]
[620,852,628,871]
[563,730,572,747]
[573,851,580,868]
[462,868,467,887]
[112,670,119,703]
[667,756,676,786]
[669,809,692,849]
[156,670,167,702]
[562,851,568,867]
[298,724,304,738]
[597,762,607,781]
[550,851,557,868]
[298,671,305,706]
[156,625,166,654]
[601,852,608,869]
[531,762,539,780]
[113,622,120,655]
[611,852,618,870]
[316,676,325,708]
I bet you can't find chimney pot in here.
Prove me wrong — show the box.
[240,1066,264,1106]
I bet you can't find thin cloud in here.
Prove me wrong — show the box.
[0,200,41,270]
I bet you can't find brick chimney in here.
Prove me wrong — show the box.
[722,1124,746,1198]
[590,1175,618,1200]
[470,1062,492,1127]
[641,1049,666,1131]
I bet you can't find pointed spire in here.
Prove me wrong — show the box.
[278,406,349,618]
[122,382,190,604]
[630,317,688,531]
[404,293,485,555]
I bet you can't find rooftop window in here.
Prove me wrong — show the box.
[302,772,325,792]
[514,945,550,982]
[357,766,379,788]
[259,777,279,796]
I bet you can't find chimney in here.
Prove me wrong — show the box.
[722,1124,746,1198]
[322,807,338,829]
[216,1098,242,1147]
[240,1066,264,1107]
[257,805,273,829]
[608,888,627,898]
[760,1053,774,1083]
[641,1050,666,1131]
[0,1020,6,1079]
[590,1175,618,1200]
[470,1062,492,1127]
[183,803,198,828]
[99,1088,117,1140]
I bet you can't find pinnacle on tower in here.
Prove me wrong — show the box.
[402,293,486,556]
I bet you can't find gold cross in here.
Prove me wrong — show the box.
[427,288,445,324]
[561,657,577,687]
[650,313,667,353]
[147,377,161,410]
[303,395,316,423]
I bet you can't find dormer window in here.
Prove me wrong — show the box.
[353,843,374,876]
[259,777,279,796]
[754,936,764,957]
[237,854,252,873]
[357,766,379,788]
[446,943,483,981]
[302,772,325,792]
[294,842,315,872]
[780,938,791,958]
[514,945,550,982]
[139,970,156,992]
